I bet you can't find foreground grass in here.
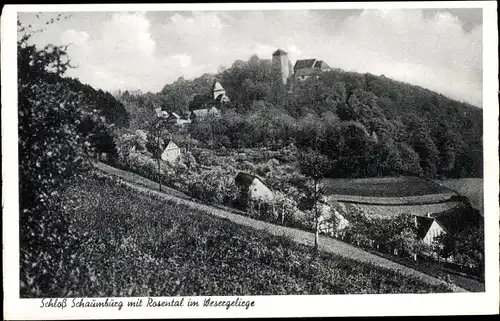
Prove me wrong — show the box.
[58,172,452,296]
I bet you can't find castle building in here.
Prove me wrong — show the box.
[293,58,332,81]
[271,49,294,102]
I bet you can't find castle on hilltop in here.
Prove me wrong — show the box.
[271,48,332,102]
[271,49,294,102]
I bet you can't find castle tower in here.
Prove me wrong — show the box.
[271,49,293,103]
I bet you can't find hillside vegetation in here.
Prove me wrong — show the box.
[118,54,482,179]
[17,20,130,296]
[33,172,451,297]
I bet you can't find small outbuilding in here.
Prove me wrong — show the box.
[317,200,350,238]
[161,140,181,163]
[235,172,274,202]
[190,106,220,120]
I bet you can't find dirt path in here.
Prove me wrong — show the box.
[95,162,468,292]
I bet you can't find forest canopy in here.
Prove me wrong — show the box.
[117,54,482,179]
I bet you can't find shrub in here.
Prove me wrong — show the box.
[18,19,93,296]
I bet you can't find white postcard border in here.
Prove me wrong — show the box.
[2,2,499,319]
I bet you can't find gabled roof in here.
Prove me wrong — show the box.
[213,81,225,92]
[294,59,317,73]
[235,172,267,188]
[313,60,332,70]
[163,140,179,151]
[415,216,435,238]
[273,49,288,56]
[433,206,481,234]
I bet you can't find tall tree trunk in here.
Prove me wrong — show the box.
[157,128,162,192]
[314,179,319,253]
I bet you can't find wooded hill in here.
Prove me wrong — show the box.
[117,54,482,180]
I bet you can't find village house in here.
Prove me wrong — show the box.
[234,172,274,202]
[213,81,230,103]
[190,106,220,121]
[414,205,481,262]
[317,200,350,238]
[166,111,192,126]
[293,58,332,81]
[161,140,181,163]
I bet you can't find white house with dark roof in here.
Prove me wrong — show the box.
[235,172,274,202]
[317,200,350,238]
[161,140,181,163]
[213,81,230,103]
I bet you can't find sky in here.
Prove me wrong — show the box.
[18,8,483,107]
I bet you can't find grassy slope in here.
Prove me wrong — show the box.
[321,176,452,197]
[60,172,452,296]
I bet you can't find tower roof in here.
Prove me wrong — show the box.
[213,81,225,92]
[273,49,288,56]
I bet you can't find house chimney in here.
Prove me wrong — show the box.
[426,212,431,218]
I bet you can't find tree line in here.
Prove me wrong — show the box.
[18,18,129,296]
[125,54,482,179]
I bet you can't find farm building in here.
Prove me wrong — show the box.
[161,140,181,163]
[235,172,274,202]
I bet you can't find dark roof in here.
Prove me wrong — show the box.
[313,60,332,70]
[235,172,267,188]
[273,49,288,56]
[433,206,481,234]
[294,59,316,73]
[415,216,435,238]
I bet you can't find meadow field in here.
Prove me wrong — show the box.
[52,172,453,297]
[321,176,453,198]
[336,202,462,219]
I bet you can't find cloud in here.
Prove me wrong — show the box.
[333,9,482,105]
[60,12,210,93]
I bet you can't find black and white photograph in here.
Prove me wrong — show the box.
[2,2,499,319]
